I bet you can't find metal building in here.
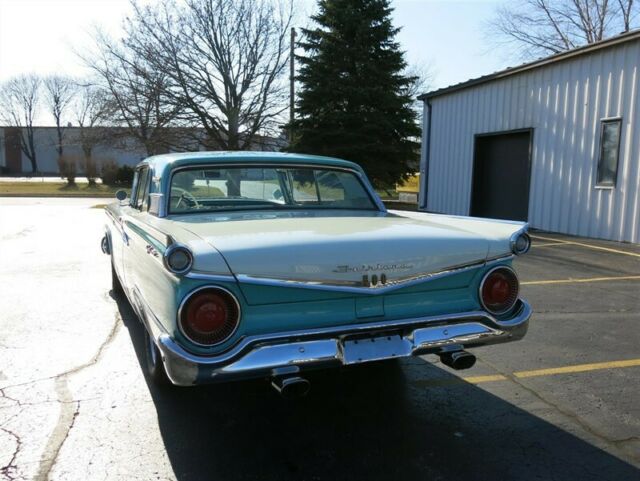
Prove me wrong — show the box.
[418,30,640,243]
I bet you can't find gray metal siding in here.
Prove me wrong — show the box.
[421,40,640,243]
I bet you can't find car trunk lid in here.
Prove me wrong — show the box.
[174,210,491,300]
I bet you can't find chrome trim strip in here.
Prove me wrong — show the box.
[123,216,171,250]
[105,207,122,232]
[485,253,515,263]
[176,285,242,348]
[105,208,128,245]
[181,255,514,294]
[156,299,532,386]
[235,260,487,294]
[185,272,237,282]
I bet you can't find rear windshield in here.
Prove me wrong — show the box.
[169,166,378,214]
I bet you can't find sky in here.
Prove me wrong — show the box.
[0,0,513,113]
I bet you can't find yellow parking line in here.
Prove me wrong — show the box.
[530,235,571,242]
[522,275,640,286]
[532,241,573,247]
[462,374,507,384]
[414,358,640,387]
[530,234,640,258]
[513,359,640,379]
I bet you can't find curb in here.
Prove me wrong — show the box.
[0,194,115,198]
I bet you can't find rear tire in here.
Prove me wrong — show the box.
[144,329,169,386]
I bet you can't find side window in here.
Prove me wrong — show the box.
[129,171,140,207]
[317,171,346,201]
[288,169,319,203]
[318,170,371,207]
[134,168,150,210]
[596,119,622,187]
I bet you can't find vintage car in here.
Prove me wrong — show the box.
[102,152,531,396]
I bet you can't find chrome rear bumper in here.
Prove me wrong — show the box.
[155,299,532,386]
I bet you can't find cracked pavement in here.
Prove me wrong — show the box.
[0,197,639,480]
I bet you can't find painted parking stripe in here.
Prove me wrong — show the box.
[414,358,640,387]
[530,234,640,258]
[532,241,573,247]
[462,374,508,384]
[522,275,640,286]
[514,359,640,378]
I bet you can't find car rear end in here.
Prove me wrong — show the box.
[150,233,531,387]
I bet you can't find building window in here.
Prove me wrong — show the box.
[596,118,622,187]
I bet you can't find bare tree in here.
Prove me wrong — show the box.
[84,29,186,156]
[489,0,639,58]
[0,74,42,173]
[123,0,292,151]
[43,76,76,158]
[618,0,637,29]
[404,62,434,122]
[73,84,111,184]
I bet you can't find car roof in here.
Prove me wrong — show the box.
[140,151,365,179]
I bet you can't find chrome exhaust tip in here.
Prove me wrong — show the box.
[271,376,311,399]
[439,350,476,370]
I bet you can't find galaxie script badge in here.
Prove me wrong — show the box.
[333,263,415,287]
[332,263,414,273]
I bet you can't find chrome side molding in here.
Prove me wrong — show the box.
[234,259,490,295]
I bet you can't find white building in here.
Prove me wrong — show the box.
[0,126,285,175]
[419,30,640,243]
[0,126,148,174]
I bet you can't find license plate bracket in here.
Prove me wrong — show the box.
[341,334,409,364]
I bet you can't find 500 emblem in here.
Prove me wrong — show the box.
[362,273,387,287]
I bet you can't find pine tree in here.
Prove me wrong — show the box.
[289,0,420,189]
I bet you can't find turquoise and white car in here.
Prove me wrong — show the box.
[102,152,531,396]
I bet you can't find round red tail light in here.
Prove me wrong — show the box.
[479,267,519,315]
[179,287,241,346]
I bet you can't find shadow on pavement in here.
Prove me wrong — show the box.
[115,293,639,481]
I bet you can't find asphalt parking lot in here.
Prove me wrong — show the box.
[1,197,639,481]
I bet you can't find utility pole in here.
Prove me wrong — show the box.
[289,27,296,142]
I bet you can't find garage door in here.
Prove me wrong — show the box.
[470,130,532,221]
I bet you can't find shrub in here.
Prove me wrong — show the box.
[116,165,134,186]
[100,160,119,186]
[58,155,78,185]
[84,156,99,186]
[100,161,133,187]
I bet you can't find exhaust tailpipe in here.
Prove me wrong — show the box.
[439,351,476,370]
[271,376,310,399]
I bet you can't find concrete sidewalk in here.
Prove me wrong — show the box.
[0,176,102,183]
